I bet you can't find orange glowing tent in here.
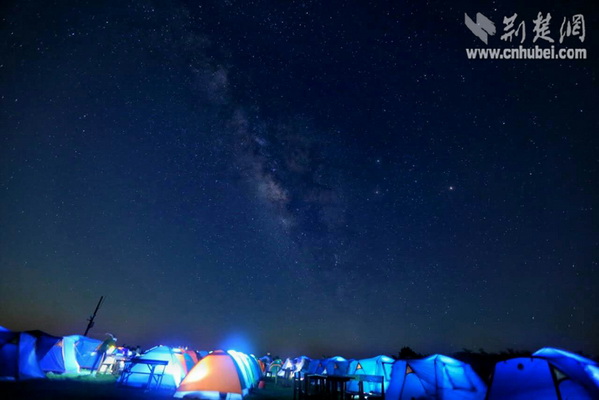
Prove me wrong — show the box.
[175,350,249,399]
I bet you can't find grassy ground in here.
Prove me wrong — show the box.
[0,375,293,400]
[247,377,294,400]
[0,375,170,400]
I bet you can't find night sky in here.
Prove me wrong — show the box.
[1,1,597,359]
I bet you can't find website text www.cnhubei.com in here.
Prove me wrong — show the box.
[466,45,587,60]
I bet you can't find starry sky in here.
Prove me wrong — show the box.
[0,0,597,358]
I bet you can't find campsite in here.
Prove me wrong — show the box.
[1,0,597,399]
[1,325,598,399]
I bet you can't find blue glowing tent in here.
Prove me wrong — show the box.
[277,356,311,378]
[487,348,599,400]
[228,350,261,389]
[295,356,311,373]
[39,335,81,374]
[347,355,395,395]
[306,358,326,374]
[386,354,486,400]
[71,335,102,370]
[322,355,352,376]
[259,355,272,365]
[0,329,61,380]
[248,354,263,383]
[277,357,294,377]
[277,357,296,377]
[533,347,599,398]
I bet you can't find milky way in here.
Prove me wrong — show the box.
[0,0,596,357]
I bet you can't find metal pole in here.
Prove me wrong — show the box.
[84,296,105,336]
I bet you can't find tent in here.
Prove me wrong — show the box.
[277,356,311,378]
[119,345,187,391]
[294,356,311,374]
[71,335,102,370]
[173,348,198,376]
[175,349,254,399]
[198,350,210,359]
[533,347,599,398]
[0,329,61,380]
[323,356,352,376]
[347,355,395,395]
[277,358,295,378]
[386,355,486,400]
[228,350,261,389]
[306,358,326,374]
[268,357,283,376]
[39,335,80,374]
[259,355,271,365]
[257,358,266,373]
[186,349,200,365]
[248,355,263,384]
[486,348,599,400]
